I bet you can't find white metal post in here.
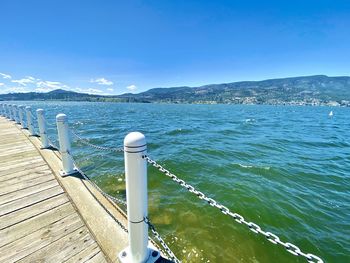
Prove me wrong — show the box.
[5,104,10,118]
[56,113,76,176]
[25,106,35,135]
[3,104,6,118]
[14,105,20,124]
[12,104,16,121]
[18,105,25,127]
[6,104,10,119]
[119,132,160,263]
[36,109,49,148]
[9,104,14,120]
[4,104,7,118]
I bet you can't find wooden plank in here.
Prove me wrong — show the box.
[88,252,108,263]
[0,146,35,157]
[0,163,50,182]
[64,242,101,263]
[0,169,52,187]
[0,179,58,205]
[0,143,33,152]
[0,118,109,262]
[0,213,83,262]
[0,150,38,164]
[0,137,32,145]
[0,137,28,145]
[0,173,55,196]
[0,202,75,247]
[0,141,33,149]
[0,156,44,172]
[0,160,47,177]
[16,227,96,263]
[0,193,69,230]
[0,185,64,216]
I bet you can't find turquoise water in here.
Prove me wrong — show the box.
[9,102,350,262]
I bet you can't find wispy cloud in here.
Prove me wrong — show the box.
[35,80,70,92]
[74,88,104,94]
[0,73,11,79]
[0,72,119,95]
[126,84,137,92]
[3,87,30,93]
[90,78,113,86]
[11,76,36,86]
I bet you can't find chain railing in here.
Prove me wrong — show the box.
[143,155,323,263]
[68,153,127,206]
[144,217,181,263]
[69,151,180,261]
[48,137,60,150]
[71,129,124,153]
[12,105,323,262]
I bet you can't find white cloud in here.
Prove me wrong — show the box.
[107,88,114,92]
[35,80,70,92]
[11,76,36,86]
[74,87,104,95]
[126,84,137,92]
[4,87,30,93]
[0,73,12,79]
[0,83,4,86]
[90,78,113,86]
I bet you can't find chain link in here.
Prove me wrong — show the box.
[68,153,127,206]
[70,129,124,153]
[143,155,323,263]
[68,154,180,261]
[44,118,57,128]
[48,137,60,150]
[144,217,181,263]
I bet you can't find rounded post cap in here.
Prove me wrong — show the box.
[25,106,31,110]
[19,105,24,109]
[124,132,146,148]
[56,113,67,122]
[36,108,44,114]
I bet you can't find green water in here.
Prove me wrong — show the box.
[10,102,350,262]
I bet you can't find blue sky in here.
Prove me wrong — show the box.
[0,0,349,95]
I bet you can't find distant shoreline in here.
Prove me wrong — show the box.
[1,99,348,107]
[1,75,349,106]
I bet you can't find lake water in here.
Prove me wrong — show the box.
[7,102,350,262]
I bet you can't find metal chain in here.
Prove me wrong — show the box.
[68,154,179,261]
[70,129,124,153]
[144,217,181,263]
[44,118,57,128]
[143,155,323,263]
[68,154,129,233]
[48,137,60,150]
[68,153,127,206]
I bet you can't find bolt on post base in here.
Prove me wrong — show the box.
[59,168,79,177]
[118,243,160,263]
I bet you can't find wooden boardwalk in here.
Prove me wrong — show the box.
[0,117,109,262]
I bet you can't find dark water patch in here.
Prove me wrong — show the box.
[165,128,195,136]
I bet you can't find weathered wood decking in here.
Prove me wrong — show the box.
[0,117,108,262]
[0,116,129,262]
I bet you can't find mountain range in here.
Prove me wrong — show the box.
[1,75,349,106]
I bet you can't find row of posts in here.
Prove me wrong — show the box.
[0,102,161,263]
